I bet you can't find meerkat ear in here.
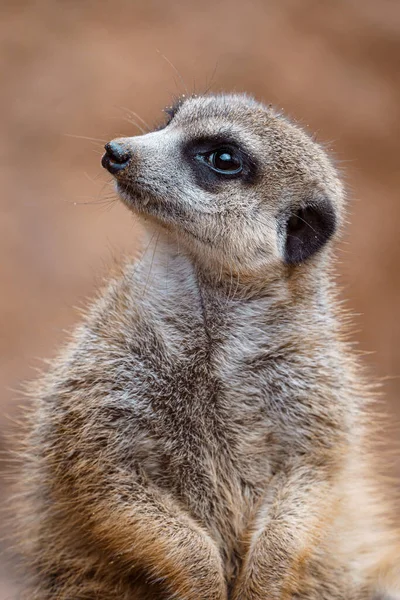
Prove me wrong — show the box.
[284,199,337,265]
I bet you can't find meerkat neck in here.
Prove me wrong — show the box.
[137,224,336,339]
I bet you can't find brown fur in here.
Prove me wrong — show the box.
[15,94,399,599]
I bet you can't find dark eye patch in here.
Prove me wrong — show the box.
[182,135,259,192]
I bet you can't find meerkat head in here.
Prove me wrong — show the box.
[102,94,344,280]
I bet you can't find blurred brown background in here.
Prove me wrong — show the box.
[1,0,399,596]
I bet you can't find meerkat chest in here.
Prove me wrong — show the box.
[129,339,273,570]
[126,289,278,532]
[132,334,274,492]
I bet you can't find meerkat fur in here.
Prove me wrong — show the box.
[16,93,400,599]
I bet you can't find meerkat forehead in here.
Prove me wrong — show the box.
[164,94,341,191]
[164,94,277,151]
[165,93,269,126]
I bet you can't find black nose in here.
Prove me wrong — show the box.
[101,141,131,174]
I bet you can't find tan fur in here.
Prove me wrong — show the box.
[15,93,399,599]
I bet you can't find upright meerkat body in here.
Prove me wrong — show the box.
[18,94,398,599]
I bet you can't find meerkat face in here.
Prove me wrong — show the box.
[102,94,344,276]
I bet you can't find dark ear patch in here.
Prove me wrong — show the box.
[284,199,337,265]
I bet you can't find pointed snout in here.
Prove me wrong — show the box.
[101,140,132,175]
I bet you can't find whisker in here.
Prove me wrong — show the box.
[118,106,151,132]
[83,171,109,184]
[141,231,161,299]
[156,49,189,97]
[122,211,159,286]
[63,133,107,144]
[69,198,116,207]
[293,213,318,234]
[109,114,145,135]
[124,117,146,135]
[203,62,219,95]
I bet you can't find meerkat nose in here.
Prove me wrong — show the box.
[101,141,131,175]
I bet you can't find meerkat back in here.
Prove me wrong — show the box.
[17,93,399,600]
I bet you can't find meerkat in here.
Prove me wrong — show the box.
[16,93,399,600]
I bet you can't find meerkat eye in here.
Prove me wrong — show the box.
[201,148,243,175]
